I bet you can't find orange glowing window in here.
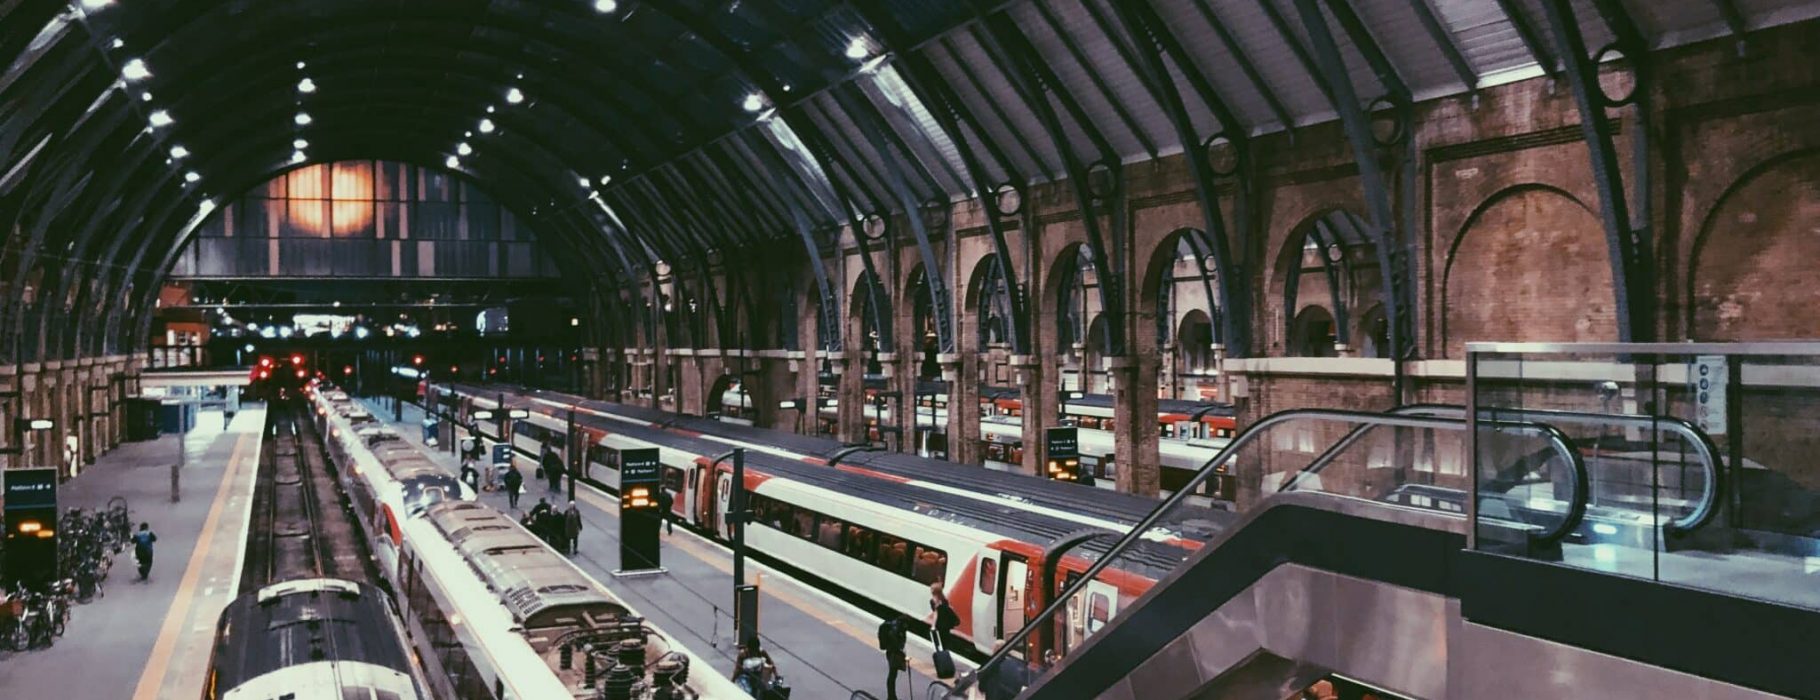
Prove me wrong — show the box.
[283,162,375,236]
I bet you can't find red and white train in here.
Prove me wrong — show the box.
[310,386,745,699]
[440,383,1230,664]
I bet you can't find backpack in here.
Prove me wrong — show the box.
[877,618,905,652]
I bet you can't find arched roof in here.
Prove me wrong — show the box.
[4,0,1815,361]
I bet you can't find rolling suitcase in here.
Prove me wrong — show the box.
[932,630,956,679]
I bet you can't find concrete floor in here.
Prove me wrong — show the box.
[373,398,965,700]
[0,407,265,700]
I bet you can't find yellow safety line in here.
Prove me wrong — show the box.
[571,487,957,680]
[130,431,253,700]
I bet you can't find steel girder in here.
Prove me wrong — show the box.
[1538,0,1657,343]
[1104,0,1253,356]
[1288,0,1418,382]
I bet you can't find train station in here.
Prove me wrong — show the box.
[2,1,1818,699]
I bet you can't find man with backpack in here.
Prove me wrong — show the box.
[131,522,158,582]
[877,615,909,700]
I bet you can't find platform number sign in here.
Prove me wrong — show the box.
[3,468,59,585]
[615,448,665,575]
[1691,355,1728,436]
[1045,427,1080,482]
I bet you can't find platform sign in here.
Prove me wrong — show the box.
[1691,355,1728,436]
[615,448,664,575]
[3,468,60,585]
[1044,427,1080,481]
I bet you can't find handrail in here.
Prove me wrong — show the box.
[1394,404,1720,535]
[828,443,884,468]
[926,680,956,700]
[852,691,882,700]
[955,408,1589,693]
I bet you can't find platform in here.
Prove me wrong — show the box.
[0,407,266,700]
[373,398,966,699]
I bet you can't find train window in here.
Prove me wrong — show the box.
[911,545,947,586]
[816,517,845,549]
[792,509,815,539]
[661,466,684,492]
[845,525,878,563]
[979,559,997,594]
[1087,592,1110,634]
[876,534,909,576]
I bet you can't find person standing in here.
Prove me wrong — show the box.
[503,464,524,509]
[546,450,566,494]
[656,488,676,535]
[877,614,909,700]
[563,500,583,555]
[131,523,158,582]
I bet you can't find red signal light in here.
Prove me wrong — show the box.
[343,365,354,375]
[259,357,273,368]
[258,370,270,379]
[290,354,304,366]
[295,369,306,379]
[412,354,425,365]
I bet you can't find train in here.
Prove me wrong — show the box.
[310,386,745,699]
[713,381,1237,505]
[438,382,1234,664]
[205,578,427,700]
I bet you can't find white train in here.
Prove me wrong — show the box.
[310,386,746,699]
[205,578,427,700]
[448,383,1231,662]
[712,384,1234,505]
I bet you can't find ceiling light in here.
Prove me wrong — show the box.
[293,138,309,149]
[121,58,150,81]
[506,87,524,104]
[445,155,461,169]
[169,145,189,159]
[515,72,525,80]
[148,109,173,128]
[478,118,495,134]
[486,105,496,114]
[140,92,153,102]
[594,0,618,13]
[80,0,112,11]
[110,38,124,49]
[464,130,473,137]
[846,37,870,60]
[296,61,306,69]
[578,176,590,188]
[292,150,306,163]
[184,171,200,183]
[599,175,612,185]
[297,77,316,93]
[457,142,473,156]
[294,112,312,125]
[742,93,765,112]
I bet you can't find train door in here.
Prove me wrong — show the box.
[715,470,734,539]
[997,553,1028,642]
[692,465,714,527]
[972,553,1000,644]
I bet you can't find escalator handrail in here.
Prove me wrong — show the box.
[1389,404,1722,535]
[956,408,1588,693]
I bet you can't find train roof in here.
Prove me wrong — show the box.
[458,384,1232,577]
[423,501,628,631]
[210,579,413,693]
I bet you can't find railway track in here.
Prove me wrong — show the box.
[240,401,374,592]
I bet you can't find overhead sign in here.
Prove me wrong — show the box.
[3,468,58,510]
[4,468,59,585]
[1690,355,1728,436]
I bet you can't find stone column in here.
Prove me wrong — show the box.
[1012,354,1049,477]
[942,353,981,465]
[837,351,865,444]
[1109,355,1162,496]
[796,350,820,436]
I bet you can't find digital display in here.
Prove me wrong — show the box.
[3,469,58,510]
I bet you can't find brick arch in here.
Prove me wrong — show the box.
[1273,209,1375,357]
[848,268,890,353]
[1139,228,1227,352]
[1045,242,1102,358]
[1684,149,1820,340]
[1289,305,1337,358]
[1441,184,1612,357]
[963,252,1012,349]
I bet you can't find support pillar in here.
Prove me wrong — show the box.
[837,351,865,444]
[1012,355,1051,478]
[941,353,981,466]
[1109,355,1161,496]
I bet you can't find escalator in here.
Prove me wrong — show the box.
[946,405,1819,700]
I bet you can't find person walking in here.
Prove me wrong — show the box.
[563,500,583,555]
[656,488,676,535]
[459,458,480,493]
[503,464,524,509]
[877,614,909,700]
[131,523,158,582]
[545,448,565,493]
[926,582,960,653]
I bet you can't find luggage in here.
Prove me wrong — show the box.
[932,629,956,679]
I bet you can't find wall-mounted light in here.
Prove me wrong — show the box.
[169,145,189,159]
[846,37,871,60]
[297,77,316,93]
[148,109,173,128]
[742,93,765,112]
[456,142,473,156]
[293,138,309,149]
[506,87,524,104]
[183,171,200,184]
[445,155,461,169]
[294,112,312,125]
[594,0,618,13]
[478,118,496,134]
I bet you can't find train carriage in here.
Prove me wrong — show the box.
[205,578,426,700]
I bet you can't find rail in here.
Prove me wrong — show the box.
[926,681,954,700]
[953,408,1590,695]
[1400,405,1721,535]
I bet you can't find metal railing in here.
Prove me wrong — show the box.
[953,408,1590,694]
